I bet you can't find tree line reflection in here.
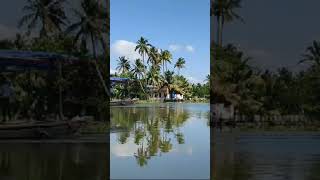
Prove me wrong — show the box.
[0,144,108,180]
[111,104,209,167]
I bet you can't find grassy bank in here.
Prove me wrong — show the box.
[133,98,209,104]
[80,121,109,134]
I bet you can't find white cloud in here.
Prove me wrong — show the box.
[111,40,142,61]
[186,76,205,84]
[111,141,139,157]
[0,24,18,39]
[110,68,117,74]
[171,145,193,155]
[169,44,182,52]
[169,44,195,53]
[185,45,195,53]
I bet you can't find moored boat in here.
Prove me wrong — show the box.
[0,117,89,139]
[110,99,136,106]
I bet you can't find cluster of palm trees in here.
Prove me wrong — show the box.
[212,41,320,119]
[17,0,109,95]
[115,37,187,98]
[19,0,108,53]
[211,0,243,47]
[211,0,320,119]
[0,0,109,120]
[210,0,244,112]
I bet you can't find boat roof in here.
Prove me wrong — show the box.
[110,77,130,83]
[0,50,78,71]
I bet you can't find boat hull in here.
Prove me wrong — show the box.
[0,119,87,139]
[110,100,135,106]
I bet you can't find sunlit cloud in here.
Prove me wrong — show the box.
[169,44,195,53]
[111,40,142,61]
[111,138,139,157]
[110,68,117,74]
[169,44,182,52]
[186,76,204,84]
[185,45,195,53]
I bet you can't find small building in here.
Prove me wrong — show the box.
[147,84,168,101]
[148,84,184,101]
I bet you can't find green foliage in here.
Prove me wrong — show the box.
[112,37,209,100]
[0,0,108,121]
[212,42,320,117]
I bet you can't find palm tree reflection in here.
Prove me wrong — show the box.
[111,104,192,167]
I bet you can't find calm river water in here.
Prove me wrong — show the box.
[110,103,210,179]
[0,143,108,180]
[213,130,320,180]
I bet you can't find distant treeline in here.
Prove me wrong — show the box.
[212,43,320,119]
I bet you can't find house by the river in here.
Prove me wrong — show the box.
[148,84,184,101]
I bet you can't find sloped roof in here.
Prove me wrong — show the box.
[110,77,130,83]
[0,50,78,70]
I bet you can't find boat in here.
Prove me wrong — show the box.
[0,50,91,139]
[110,99,136,106]
[0,117,89,139]
[164,99,184,102]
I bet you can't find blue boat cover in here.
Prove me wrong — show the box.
[0,50,78,71]
[110,77,130,83]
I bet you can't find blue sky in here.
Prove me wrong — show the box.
[110,0,210,84]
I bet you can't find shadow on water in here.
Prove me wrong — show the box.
[212,127,320,180]
[0,143,108,180]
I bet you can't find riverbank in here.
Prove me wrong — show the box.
[212,123,320,132]
[134,98,209,104]
[80,120,109,134]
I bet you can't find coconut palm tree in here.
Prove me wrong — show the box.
[300,40,320,66]
[66,0,106,50]
[174,57,186,75]
[131,59,145,79]
[164,71,175,85]
[161,50,172,72]
[19,0,67,37]
[146,65,161,87]
[116,56,131,74]
[211,0,215,116]
[135,37,151,65]
[65,0,108,95]
[148,46,161,68]
[132,58,147,94]
[213,0,244,46]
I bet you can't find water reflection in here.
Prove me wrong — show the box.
[111,103,210,179]
[0,143,108,180]
[112,104,198,166]
[213,131,320,180]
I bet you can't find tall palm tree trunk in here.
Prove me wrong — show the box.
[211,0,216,110]
[217,14,223,47]
[211,1,217,179]
[142,54,145,65]
[90,33,109,97]
[166,62,168,71]
[162,61,165,74]
[58,61,63,121]
[138,75,146,95]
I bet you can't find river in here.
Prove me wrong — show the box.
[110,103,210,179]
[213,130,320,180]
[0,143,108,180]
